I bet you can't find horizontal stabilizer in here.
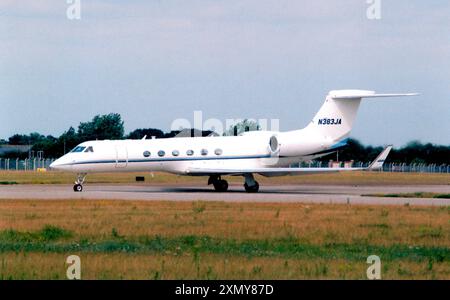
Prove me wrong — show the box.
[329,90,419,99]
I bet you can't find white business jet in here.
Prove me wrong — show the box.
[50,90,417,192]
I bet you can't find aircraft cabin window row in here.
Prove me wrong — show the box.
[142,149,224,158]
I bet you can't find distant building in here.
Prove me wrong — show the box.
[0,145,32,156]
[329,160,354,168]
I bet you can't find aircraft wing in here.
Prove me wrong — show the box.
[186,145,393,177]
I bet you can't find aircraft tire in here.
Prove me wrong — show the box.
[73,184,83,192]
[213,179,228,192]
[244,181,259,193]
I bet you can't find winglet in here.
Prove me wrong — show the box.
[367,145,393,171]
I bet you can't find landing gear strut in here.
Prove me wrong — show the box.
[73,173,87,192]
[208,175,229,192]
[244,174,259,193]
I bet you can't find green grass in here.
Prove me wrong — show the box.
[363,192,450,199]
[0,181,18,185]
[0,225,73,243]
[359,223,391,229]
[0,228,447,263]
[434,194,450,199]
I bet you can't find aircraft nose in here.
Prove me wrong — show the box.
[49,158,67,171]
[49,160,60,170]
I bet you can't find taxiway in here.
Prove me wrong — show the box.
[0,184,449,206]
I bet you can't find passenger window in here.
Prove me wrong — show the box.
[201,149,208,156]
[143,151,151,157]
[214,148,223,155]
[158,150,165,157]
[172,150,180,156]
[84,146,94,153]
[186,150,194,156]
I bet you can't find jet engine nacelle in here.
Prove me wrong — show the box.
[277,131,333,157]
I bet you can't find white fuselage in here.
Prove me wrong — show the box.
[50,128,336,175]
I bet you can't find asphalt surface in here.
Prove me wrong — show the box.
[0,183,449,206]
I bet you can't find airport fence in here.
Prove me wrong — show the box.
[0,158,56,171]
[0,158,449,173]
[296,161,450,173]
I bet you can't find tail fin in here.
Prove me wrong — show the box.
[304,90,418,142]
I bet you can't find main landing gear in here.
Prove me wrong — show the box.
[243,173,259,193]
[208,174,260,193]
[208,175,229,192]
[73,173,87,192]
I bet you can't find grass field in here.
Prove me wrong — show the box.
[0,200,448,279]
[1,170,450,185]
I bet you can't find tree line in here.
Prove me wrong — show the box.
[1,113,449,164]
[317,139,450,165]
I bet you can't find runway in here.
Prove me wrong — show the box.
[0,183,449,206]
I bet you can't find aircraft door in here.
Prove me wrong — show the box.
[115,145,128,168]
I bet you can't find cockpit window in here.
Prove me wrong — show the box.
[84,146,94,153]
[70,146,86,153]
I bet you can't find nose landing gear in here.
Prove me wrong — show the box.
[73,173,87,192]
[73,184,83,192]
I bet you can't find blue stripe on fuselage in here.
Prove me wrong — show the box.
[60,154,272,166]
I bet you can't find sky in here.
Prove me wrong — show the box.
[1,0,449,146]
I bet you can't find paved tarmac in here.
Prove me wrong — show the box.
[0,183,449,206]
